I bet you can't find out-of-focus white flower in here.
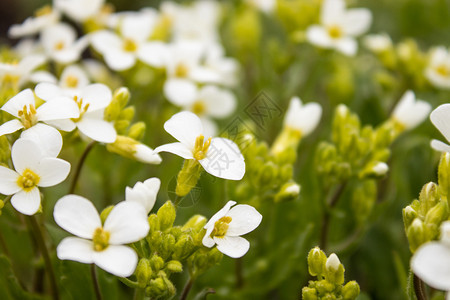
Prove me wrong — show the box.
[0,88,79,138]
[411,221,450,292]
[202,200,262,258]
[35,83,117,143]
[40,23,89,64]
[283,96,322,137]
[8,5,60,38]
[166,85,236,136]
[306,0,372,56]
[0,138,70,215]
[363,33,392,53]
[126,178,160,214]
[54,0,105,23]
[161,0,220,45]
[91,10,166,71]
[0,55,47,88]
[154,111,245,180]
[34,65,90,98]
[246,0,275,13]
[425,47,450,90]
[54,195,149,277]
[430,103,450,153]
[392,90,431,130]
[203,43,239,87]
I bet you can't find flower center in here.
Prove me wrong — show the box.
[18,104,38,129]
[2,74,20,87]
[64,75,79,88]
[92,227,110,252]
[35,5,52,17]
[210,216,232,238]
[71,95,90,122]
[17,169,40,191]
[123,38,138,52]
[193,134,212,161]
[435,64,450,77]
[175,63,189,78]
[54,41,65,51]
[191,101,205,115]
[327,25,342,39]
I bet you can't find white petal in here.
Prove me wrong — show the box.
[44,119,77,132]
[12,138,43,174]
[335,37,358,56]
[81,84,112,112]
[431,140,450,152]
[163,111,204,149]
[143,177,161,193]
[35,82,64,101]
[93,245,138,277]
[11,188,41,215]
[199,137,245,180]
[341,9,372,36]
[54,195,102,239]
[2,89,35,117]
[153,142,194,159]
[200,117,218,138]
[125,178,159,213]
[60,65,90,90]
[76,117,117,143]
[226,204,262,236]
[214,236,250,258]
[199,86,236,118]
[104,50,136,71]
[285,97,322,136]
[431,104,450,144]
[411,242,450,290]
[0,119,24,136]
[57,237,95,264]
[91,30,123,54]
[133,144,162,164]
[36,97,80,121]
[0,166,21,195]
[203,200,236,239]
[103,201,149,245]
[306,25,333,48]
[29,71,57,84]
[321,0,346,25]
[137,42,168,68]
[36,157,70,187]
[21,124,63,157]
[163,79,197,107]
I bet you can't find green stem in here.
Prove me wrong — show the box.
[413,274,427,300]
[174,195,183,207]
[235,257,244,289]
[28,216,59,300]
[91,264,103,300]
[134,288,145,300]
[69,141,97,194]
[118,277,141,289]
[0,229,9,256]
[180,277,194,300]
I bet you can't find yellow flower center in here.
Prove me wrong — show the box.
[123,38,138,52]
[35,5,52,17]
[17,169,40,191]
[54,41,65,51]
[191,101,206,115]
[210,216,232,238]
[193,135,212,161]
[328,25,342,39]
[92,227,110,252]
[436,64,450,77]
[2,74,20,88]
[64,75,79,88]
[71,95,90,122]
[175,63,189,78]
[18,104,38,129]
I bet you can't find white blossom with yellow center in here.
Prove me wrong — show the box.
[8,5,60,38]
[0,138,70,215]
[54,195,149,277]
[0,55,47,89]
[202,200,262,258]
[154,111,245,180]
[306,0,372,56]
[391,90,431,131]
[430,103,450,153]
[125,177,161,214]
[425,47,450,90]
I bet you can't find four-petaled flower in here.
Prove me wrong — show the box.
[425,46,450,90]
[54,195,149,277]
[202,200,262,258]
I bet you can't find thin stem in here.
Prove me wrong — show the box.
[118,277,141,289]
[235,257,244,289]
[134,288,145,300]
[180,277,194,300]
[414,274,427,300]
[319,182,347,251]
[174,195,183,207]
[0,228,9,256]
[28,216,59,300]
[69,141,97,194]
[91,264,103,300]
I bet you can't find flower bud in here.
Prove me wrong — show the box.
[279,164,294,182]
[258,162,277,186]
[128,122,146,140]
[419,182,440,215]
[100,205,114,224]
[342,281,360,300]
[424,201,448,235]
[176,160,202,197]
[173,235,195,260]
[275,182,301,203]
[307,247,327,277]
[161,234,176,257]
[113,87,130,109]
[402,206,417,229]
[166,260,183,273]
[325,253,345,285]
[157,201,176,231]
[182,215,207,232]
[302,287,318,300]
[438,152,450,201]
[315,279,335,294]
[407,218,426,253]
[136,258,152,288]
[119,106,135,121]
[150,254,165,272]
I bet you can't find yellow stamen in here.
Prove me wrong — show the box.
[17,169,40,191]
[328,25,342,39]
[64,75,79,88]
[71,95,89,122]
[92,227,110,252]
[18,104,38,129]
[436,64,450,77]
[175,63,189,78]
[54,41,65,51]
[191,101,205,115]
[193,134,211,161]
[35,5,52,17]
[123,38,137,52]
[210,216,232,238]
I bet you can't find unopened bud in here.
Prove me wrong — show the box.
[166,260,183,273]
[157,201,176,231]
[438,153,450,201]
[307,247,326,277]
[119,106,135,121]
[173,235,195,260]
[150,255,165,272]
[182,215,207,232]
[419,182,440,215]
[407,218,426,253]
[302,287,318,300]
[136,258,152,288]
[402,206,417,229]
[100,205,114,224]
[325,253,345,285]
[342,281,360,300]
[128,122,146,140]
[114,87,130,108]
[275,182,301,203]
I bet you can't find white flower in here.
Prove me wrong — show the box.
[154,111,245,180]
[284,96,322,137]
[34,65,90,98]
[392,90,431,130]
[91,10,166,71]
[363,33,392,53]
[411,221,450,292]
[166,85,236,136]
[202,43,239,87]
[0,88,79,138]
[0,138,70,215]
[8,5,60,38]
[54,0,105,23]
[306,0,372,56]
[0,55,47,88]
[429,103,450,152]
[54,195,149,277]
[125,178,160,214]
[35,83,117,143]
[202,200,262,258]
[425,47,450,90]
[246,0,275,13]
[41,23,89,64]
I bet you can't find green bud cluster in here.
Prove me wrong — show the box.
[403,162,450,253]
[302,247,360,300]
